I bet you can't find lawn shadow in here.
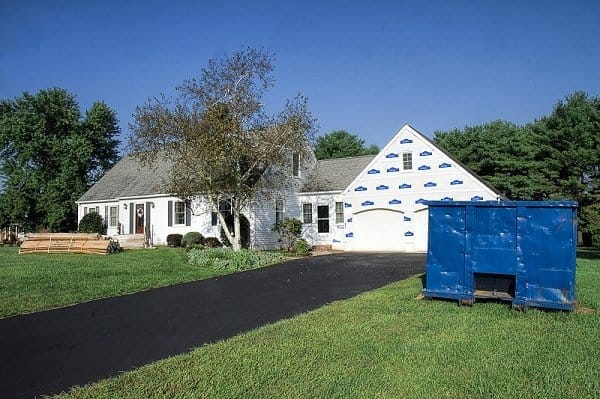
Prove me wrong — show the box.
[577,248,600,260]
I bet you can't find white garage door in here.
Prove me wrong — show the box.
[352,209,406,251]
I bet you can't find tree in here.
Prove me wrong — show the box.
[314,130,379,159]
[0,88,120,232]
[434,121,554,200]
[531,91,600,245]
[129,47,316,251]
[434,92,600,246]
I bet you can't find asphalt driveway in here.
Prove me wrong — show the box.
[0,252,425,398]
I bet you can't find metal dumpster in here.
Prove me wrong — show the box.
[423,201,577,311]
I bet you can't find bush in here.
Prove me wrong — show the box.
[166,234,183,247]
[273,218,302,251]
[204,237,223,248]
[187,248,285,271]
[182,231,204,248]
[78,212,104,235]
[294,238,311,256]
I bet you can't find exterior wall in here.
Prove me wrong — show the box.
[297,192,346,250]
[249,186,303,250]
[77,196,221,246]
[342,125,499,252]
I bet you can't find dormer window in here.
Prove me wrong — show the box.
[292,152,300,177]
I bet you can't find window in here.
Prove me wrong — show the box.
[292,152,300,177]
[275,199,284,225]
[109,206,118,227]
[403,152,413,170]
[174,201,186,225]
[302,203,312,224]
[211,212,218,226]
[335,202,344,224]
[317,205,329,233]
[88,207,96,214]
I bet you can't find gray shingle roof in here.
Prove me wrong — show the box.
[78,155,172,202]
[301,155,376,192]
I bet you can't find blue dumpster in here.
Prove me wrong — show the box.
[423,201,577,311]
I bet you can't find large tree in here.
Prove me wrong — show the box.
[434,120,554,200]
[314,130,379,160]
[0,88,120,232]
[130,47,316,250]
[434,92,600,246]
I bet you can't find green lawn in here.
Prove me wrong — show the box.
[58,251,600,399]
[0,247,237,318]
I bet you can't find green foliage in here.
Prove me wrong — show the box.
[273,217,302,251]
[129,48,316,251]
[181,231,204,248]
[204,237,223,248]
[293,238,311,256]
[314,130,379,160]
[166,234,183,247]
[434,92,600,245]
[77,212,104,235]
[187,248,285,271]
[0,88,120,232]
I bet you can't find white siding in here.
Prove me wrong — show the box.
[297,192,346,250]
[342,125,499,252]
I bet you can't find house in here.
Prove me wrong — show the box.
[77,124,500,251]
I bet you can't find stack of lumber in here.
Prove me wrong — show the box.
[19,233,121,255]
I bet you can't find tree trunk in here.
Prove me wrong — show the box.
[232,208,242,251]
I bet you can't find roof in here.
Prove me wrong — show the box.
[78,155,172,202]
[300,154,376,192]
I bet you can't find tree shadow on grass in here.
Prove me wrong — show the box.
[577,248,600,260]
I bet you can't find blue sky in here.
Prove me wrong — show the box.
[1,0,599,151]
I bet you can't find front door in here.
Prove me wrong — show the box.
[135,204,145,234]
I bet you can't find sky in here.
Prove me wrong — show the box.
[1,0,600,151]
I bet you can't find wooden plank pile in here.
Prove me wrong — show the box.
[19,233,121,255]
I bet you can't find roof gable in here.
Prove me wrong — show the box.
[343,124,501,200]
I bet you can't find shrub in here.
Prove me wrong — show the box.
[187,248,285,271]
[78,212,104,235]
[294,238,311,256]
[166,234,183,247]
[273,218,302,251]
[204,237,223,248]
[182,232,204,248]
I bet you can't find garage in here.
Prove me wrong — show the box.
[351,208,407,251]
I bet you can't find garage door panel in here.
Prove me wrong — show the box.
[352,209,406,251]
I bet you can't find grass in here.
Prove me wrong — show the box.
[57,250,600,398]
[0,246,285,319]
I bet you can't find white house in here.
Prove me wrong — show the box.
[77,124,500,251]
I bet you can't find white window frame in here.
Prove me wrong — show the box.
[109,206,118,227]
[174,201,186,225]
[317,205,329,234]
[275,199,284,225]
[335,202,344,224]
[302,203,312,224]
[403,152,413,170]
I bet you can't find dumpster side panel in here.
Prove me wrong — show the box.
[424,205,467,299]
[518,206,577,309]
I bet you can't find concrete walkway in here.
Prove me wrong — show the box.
[0,252,425,398]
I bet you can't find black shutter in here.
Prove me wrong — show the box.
[129,203,134,234]
[168,201,173,227]
[104,206,108,225]
[186,204,191,226]
[145,202,151,230]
